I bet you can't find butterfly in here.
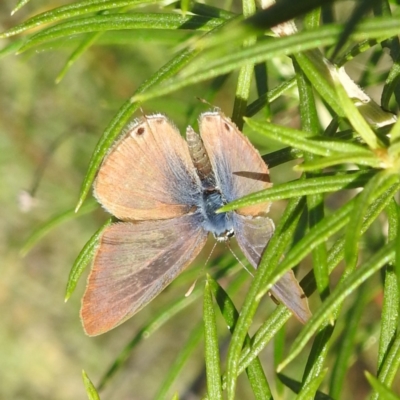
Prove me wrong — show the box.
[81,110,311,336]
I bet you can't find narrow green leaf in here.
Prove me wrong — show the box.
[260,198,357,299]
[295,55,328,301]
[278,241,396,371]
[180,0,190,15]
[333,67,385,150]
[301,325,332,391]
[231,0,256,130]
[11,0,31,16]
[18,14,223,53]
[82,370,100,400]
[0,0,161,38]
[189,3,235,20]
[56,31,103,83]
[376,201,400,370]
[366,371,400,400]
[329,284,370,398]
[294,50,344,118]
[237,306,291,376]
[389,115,400,149]
[245,364,273,400]
[21,200,98,256]
[154,323,203,400]
[207,276,272,399]
[344,172,399,264]
[396,204,400,319]
[278,373,333,399]
[245,78,296,118]
[372,332,400,398]
[295,153,383,171]
[297,368,328,400]
[382,61,400,111]
[245,119,371,157]
[0,38,26,59]
[203,278,223,400]
[65,218,112,301]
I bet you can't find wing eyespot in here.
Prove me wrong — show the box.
[135,127,145,136]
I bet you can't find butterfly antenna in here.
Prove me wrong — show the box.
[195,97,221,112]
[19,130,75,212]
[185,241,218,297]
[226,242,254,278]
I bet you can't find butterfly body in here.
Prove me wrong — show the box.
[81,110,311,336]
[199,187,233,240]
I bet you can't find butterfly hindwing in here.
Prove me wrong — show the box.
[233,212,311,324]
[81,214,208,336]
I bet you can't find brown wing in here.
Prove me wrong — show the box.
[198,111,271,216]
[233,213,311,324]
[94,114,200,221]
[81,213,208,336]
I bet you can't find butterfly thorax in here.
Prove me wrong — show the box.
[201,187,233,241]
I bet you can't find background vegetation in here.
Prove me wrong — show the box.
[1,0,400,399]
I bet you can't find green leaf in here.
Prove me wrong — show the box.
[371,332,400,397]
[0,0,162,38]
[277,373,333,399]
[82,370,100,400]
[203,278,223,400]
[207,275,272,399]
[21,200,98,257]
[329,284,371,398]
[65,218,112,301]
[220,167,374,214]
[231,0,256,130]
[297,368,328,399]
[18,13,224,53]
[10,0,31,16]
[333,67,385,149]
[245,119,372,157]
[295,153,383,171]
[344,172,399,264]
[366,371,400,400]
[154,323,203,400]
[56,31,103,83]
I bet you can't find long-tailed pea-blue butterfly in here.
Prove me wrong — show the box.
[81,110,311,336]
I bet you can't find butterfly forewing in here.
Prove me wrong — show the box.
[81,214,208,336]
[199,111,272,216]
[94,115,200,221]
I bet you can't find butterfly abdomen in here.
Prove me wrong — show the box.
[186,126,215,186]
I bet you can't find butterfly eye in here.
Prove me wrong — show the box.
[226,229,234,238]
[224,122,231,132]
